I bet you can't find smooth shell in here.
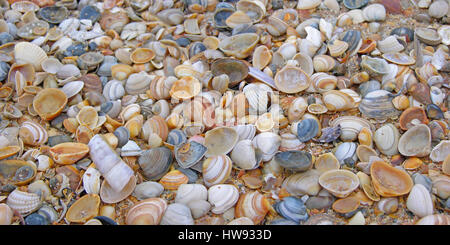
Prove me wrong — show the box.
[370,161,414,197]
[318,170,360,198]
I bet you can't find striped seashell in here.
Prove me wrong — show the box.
[19,120,48,146]
[81,74,103,94]
[330,116,374,142]
[159,170,189,190]
[313,55,336,72]
[142,115,169,142]
[322,90,355,112]
[235,191,270,225]
[126,198,167,225]
[280,133,305,152]
[61,81,84,98]
[283,169,321,196]
[175,184,207,205]
[208,184,239,214]
[416,214,450,225]
[119,104,141,122]
[160,203,194,225]
[202,155,232,187]
[83,166,101,195]
[125,72,152,95]
[328,39,349,57]
[138,147,173,181]
[232,124,256,141]
[6,189,42,214]
[103,80,125,101]
[311,73,337,93]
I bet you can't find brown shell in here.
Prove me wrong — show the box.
[66,194,100,223]
[33,88,68,121]
[358,39,376,54]
[332,196,360,214]
[402,157,423,170]
[49,142,90,165]
[81,74,103,93]
[130,48,155,64]
[399,107,429,131]
[0,159,37,186]
[370,160,413,197]
[409,83,431,105]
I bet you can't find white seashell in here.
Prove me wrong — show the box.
[51,36,73,52]
[231,140,261,170]
[430,86,445,105]
[61,81,84,98]
[348,211,365,225]
[374,123,400,156]
[305,26,323,48]
[330,116,373,142]
[125,72,152,95]
[282,169,321,196]
[6,189,41,214]
[398,124,432,157]
[418,0,431,8]
[56,64,81,80]
[208,184,239,214]
[438,25,450,46]
[186,200,211,219]
[120,22,146,40]
[416,214,450,225]
[120,140,142,157]
[160,203,194,225]
[175,184,207,205]
[83,167,101,195]
[36,155,52,172]
[278,43,297,60]
[319,19,333,40]
[103,80,125,101]
[297,0,321,10]
[133,182,164,200]
[232,124,256,141]
[406,184,434,218]
[41,58,63,74]
[252,132,281,162]
[429,140,450,162]
[297,38,320,57]
[323,0,340,13]
[203,155,232,187]
[347,9,365,24]
[14,42,48,71]
[362,4,386,22]
[227,217,254,225]
[334,142,357,164]
[377,36,404,54]
[428,1,449,19]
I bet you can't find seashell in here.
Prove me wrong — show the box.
[382,53,415,66]
[113,126,129,148]
[398,107,428,131]
[0,160,37,186]
[204,127,238,157]
[296,118,319,142]
[313,55,336,73]
[38,5,68,24]
[358,39,377,54]
[348,211,365,225]
[19,121,48,146]
[370,160,413,197]
[0,203,13,225]
[406,184,434,218]
[340,30,362,55]
[328,39,349,57]
[142,115,169,142]
[218,33,259,59]
[315,153,340,174]
[416,28,442,46]
[291,53,314,77]
[373,123,400,156]
[130,48,155,64]
[283,169,321,196]
[402,157,423,171]
[398,124,431,157]
[50,142,89,165]
[362,4,386,22]
[430,87,444,105]
[307,103,328,115]
[160,203,194,225]
[297,0,321,10]
[14,42,48,71]
[81,74,102,94]
[428,120,447,142]
[235,191,270,225]
[274,151,312,172]
[78,52,104,70]
[174,141,207,169]
[287,97,307,123]
[211,58,248,87]
[6,189,41,215]
[360,55,389,76]
[208,184,239,214]
[138,147,173,181]
[316,125,341,143]
[392,95,410,110]
[416,214,450,225]
[66,194,100,223]
[232,124,256,141]
[322,90,354,112]
[319,169,359,198]
[430,140,450,163]
[175,184,207,205]
[410,83,431,105]
[236,0,266,23]
[159,170,189,190]
[252,132,281,162]
[377,36,404,54]
[169,76,201,100]
[430,174,450,199]
[280,133,305,152]
[377,197,399,214]
[253,46,272,70]
[438,26,450,46]
[42,58,63,75]
[202,155,232,187]
[83,166,101,195]
[133,181,164,200]
[225,11,252,29]
[274,196,308,223]
[126,198,167,225]
[334,142,357,164]
[332,196,360,214]
[343,0,369,9]
[274,66,311,94]
[120,140,142,157]
[166,129,187,148]
[359,90,400,121]
[103,80,125,101]
[231,139,262,170]
[330,116,374,142]
[356,145,378,162]
[428,1,448,19]
[415,63,438,84]
[111,64,133,81]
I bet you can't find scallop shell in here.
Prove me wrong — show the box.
[126,198,167,225]
[19,121,48,146]
[203,155,232,187]
[6,189,41,214]
[235,191,270,225]
[283,169,321,196]
[398,124,431,157]
[14,42,48,71]
[208,184,239,214]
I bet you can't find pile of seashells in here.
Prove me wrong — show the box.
[0,0,448,226]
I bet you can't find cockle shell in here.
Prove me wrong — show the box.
[398,124,431,157]
[208,184,239,214]
[235,191,270,225]
[370,160,413,197]
[203,155,232,187]
[126,198,167,225]
[319,170,359,198]
[14,42,48,71]
[6,189,41,214]
[283,169,321,196]
[19,121,48,146]
[83,166,101,195]
[406,184,434,218]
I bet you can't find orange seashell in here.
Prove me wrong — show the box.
[130,48,155,64]
[111,64,133,81]
[49,142,90,165]
[33,88,68,121]
[235,191,270,225]
[403,157,423,170]
[392,95,410,110]
[19,120,48,146]
[358,127,373,147]
[0,146,21,160]
[0,87,13,99]
[332,196,360,214]
[75,125,95,144]
[358,39,376,54]
[17,93,35,109]
[126,198,167,225]
[66,194,100,223]
[202,154,232,187]
[142,115,169,141]
[125,115,144,138]
[159,170,188,190]
[169,76,202,100]
[370,160,414,197]
[409,83,432,105]
[0,160,37,186]
[399,107,429,131]
[76,106,99,129]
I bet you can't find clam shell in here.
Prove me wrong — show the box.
[160,203,194,225]
[133,182,164,200]
[50,142,89,165]
[398,124,431,157]
[377,36,404,54]
[406,184,434,218]
[362,4,386,22]
[280,133,305,151]
[370,160,413,197]
[274,151,312,172]
[218,33,259,59]
[142,115,169,142]
[253,45,272,70]
[19,121,48,146]
[252,132,281,162]
[274,196,308,223]
[274,66,311,94]
[33,88,67,121]
[66,194,100,223]
[399,107,428,131]
[211,58,248,87]
[230,139,261,170]
[359,90,400,121]
[235,191,270,225]
[174,141,206,169]
[83,167,101,195]
[0,160,37,186]
[125,72,152,95]
[138,147,173,181]
[323,90,354,112]
[126,198,167,225]
[233,124,256,141]
[430,140,450,162]
[374,123,400,156]
[319,169,359,198]
[103,80,125,101]
[0,204,13,225]
[175,184,207,205]
[169,76,201,100]
[416,28,442,46]
[313,55,336,73]
[204,127,238,157]
[377,197,399,214]
[208,184,239,214]
[236,0,266,23]
[332,196,360,214]
[416,214,450,225]
[330,116,374,142]
[296,118,319,142]
[356,145,378,162]
[202,155,232,187]
[6,189,41,214]
[382,53,415,66]
[159,170,188,190]
[283,169,321,196]
[315,153,340,174]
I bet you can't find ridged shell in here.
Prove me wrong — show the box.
[374,123,400,156]
[126,198,167,225]
[83,166,101,195]
[6,189,41,214]
[203,154,232,187]
[14,42,48,71]
[370,160,413,197]
[159,170,188,190]
[406,184,434,218]
[208,184,239,214]
[19,121,48,146]
[318,169,360,198]
[398,124,431,157]
[235,191,270,225]
[138,147,173,181]
[160,203,194,225]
